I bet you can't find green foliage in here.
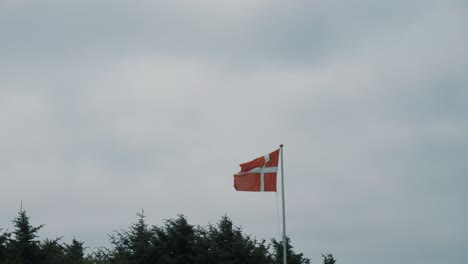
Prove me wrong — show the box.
[0,229,10,262]
[0,209,315,264]
[7,209,44,264]
[203,215,272,264]
[322,253,337,264]
[86,247,111,264]
[156,214,197,263]
[108,210,154,264]
[63,239,85,264]
[271,237,311,264]
[40,238,65,263]
[0,210,87,264]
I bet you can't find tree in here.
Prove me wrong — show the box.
[126,211,152,264]
[322,253,336,264]
[0,208,311,264]
[86,247,111,264]
[0,229,10,263]
[107,210,154,264]
[63,239,85,264]
[107,210,164,264]
[154,214,198,264]
[250,239,272,264]
[7,209,44,264]
[204,215,272,264]
[206,215,246,263]
[271,237,310,264]
[40,238,65,264]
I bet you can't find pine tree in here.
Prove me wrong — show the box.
[206,215,246,263]
[271,237,310,264]
[98,212,311,264]
[107,210,156,264]
[7,209,44,264]
[126,211,152,264]
[205,215,272,264]
[250,239,273,264]
[86,247,112,264]
[40,238,65,264]
[63,239,85,264]
[0,229,10,263]
[322,253,336,264]
[157,214,197,264]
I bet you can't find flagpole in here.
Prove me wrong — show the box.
[280,144,287,264]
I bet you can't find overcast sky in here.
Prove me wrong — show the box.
[1,1,467,263]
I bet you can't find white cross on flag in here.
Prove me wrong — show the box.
[233,149,280,192]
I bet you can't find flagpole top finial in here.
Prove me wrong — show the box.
[280,144,284,148]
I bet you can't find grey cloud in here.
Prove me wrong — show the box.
[0,0,440,65]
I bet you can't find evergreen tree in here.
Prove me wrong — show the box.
[108,229,131,263]
[126,211,152,264]
[0,209,313,264]
[63,239,85,264]
[271,237,310,264]
[204,215,272,264]
[107,210,156,264]
[155,214,197,264]
[40,238,64,264]
[0,229,10,263]
[206,215,243,263]
[250,239,272,264]
[7,209,44,264]
[86,247,112,264]
[322,253,336,264]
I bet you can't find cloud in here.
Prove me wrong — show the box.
[0,0,445,65]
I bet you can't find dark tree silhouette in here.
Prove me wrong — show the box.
[1,209,312,264]
[156,214,198,264]
[204,215,272,264]
[0,229,10,263]
[40,238,65,263]
[271,236,310,264]
[63,239,85,264]
[322,253,337,264]
[7,209,44,264]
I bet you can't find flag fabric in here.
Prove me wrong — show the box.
[234,149,280,192]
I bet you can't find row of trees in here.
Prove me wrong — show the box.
[0,209,336,264]
[0,210,84,264]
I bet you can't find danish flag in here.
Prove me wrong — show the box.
[234,149,280,192]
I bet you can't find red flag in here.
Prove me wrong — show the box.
[234,149,280,192]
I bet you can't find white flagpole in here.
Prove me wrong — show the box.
[280,144,287,264]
